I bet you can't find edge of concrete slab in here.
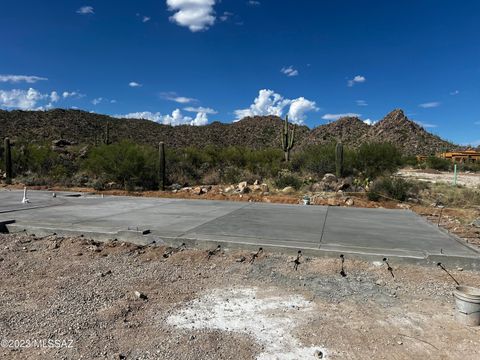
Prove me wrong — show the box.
[4,222,480,270]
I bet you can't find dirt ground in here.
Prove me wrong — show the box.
[1,233,480,359]
[397,169,480,188]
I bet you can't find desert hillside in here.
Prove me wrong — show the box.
[0,108,454,155]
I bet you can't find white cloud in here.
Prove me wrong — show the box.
[450,90,460,96]
[166,0,216,32]
[142,16,151,22]
[160,92,197,104]
[50,91,60,103]
[220,11,233,21]
[322,113,361,121]
[0,88,50,110]
[347,75,366,87]
[474,121,480,125]
[419,102,440,108]
[184,106,218,114]
[234,89,318,124]
[115,109,209,126]
[92,97,103,105]
[281,66,299,77]
[76,6,94,15]
[0,74,48,83]
[415,121,437,128]
[363,118,376,125]
[464,140,480,147]
[356,100,368,106]
[247,1,261,5]
[62,91,84,99]
[129,81,142,87]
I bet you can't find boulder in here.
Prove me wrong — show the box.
[282,186,295,194]
[192,186,204,195]
[322,173,337,183]
[238,181,248,190]
[344,197,354,206]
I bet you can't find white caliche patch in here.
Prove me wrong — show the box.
[166,0,216,32]
[167,287,327,359]
[234,89,318,124]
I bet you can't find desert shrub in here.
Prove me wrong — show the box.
[274,171,302,190]
[356,142,402,179]
[367,177,413,202]
[428,183,480,207]
[83,141,157,190]
[425,156,451,171]
[221,166,242,184]
[291,143,356,177]
[402,156,419,167]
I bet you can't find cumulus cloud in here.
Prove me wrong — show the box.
[363,119,376,125]
[91,97,103,105]
[356,100,368,106]
[62,91,84,99]
[321,113,361,121]
[247,1,261,5]
[160,91,197,104]
[115,109,209,126]
[419,102,440,108]
[0,88,51,110]
[450,90,460,96]
[50,91,60,103]
[184,106,218,114]
[76,6,94,15]
[129,81,142,88]
[0,74,48,83]
[142,16,151,22]
[234,89,318,124]
[166,0,216,32]
[281,66,299,77]
[347,75,366,87]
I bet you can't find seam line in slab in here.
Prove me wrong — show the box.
[318,205,329,248]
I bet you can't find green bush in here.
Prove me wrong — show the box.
[368,177,413,202]
[356,142,402,179]
[83,141,157,190]
[291,143,356,177]
[274,171,302,190]
[425,156,451,171]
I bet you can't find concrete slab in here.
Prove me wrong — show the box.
[1,190,479,267]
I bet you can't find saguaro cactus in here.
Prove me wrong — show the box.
[335,142,344,178]
[281,115,295,162]
[104,122,111,145]
[159,141,166,191]
[4,138,12,183]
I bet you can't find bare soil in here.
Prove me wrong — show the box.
[1,233,480,359]
[398,169,480,188]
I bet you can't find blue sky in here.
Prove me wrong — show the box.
[1,0,479,145]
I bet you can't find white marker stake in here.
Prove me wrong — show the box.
[22,187,30,204]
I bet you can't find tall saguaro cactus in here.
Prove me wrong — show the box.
[104,122,111,145]
[4,138,12,183]
[335,142,344,178]
[281,115,295,162]
[159,141,166,191]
